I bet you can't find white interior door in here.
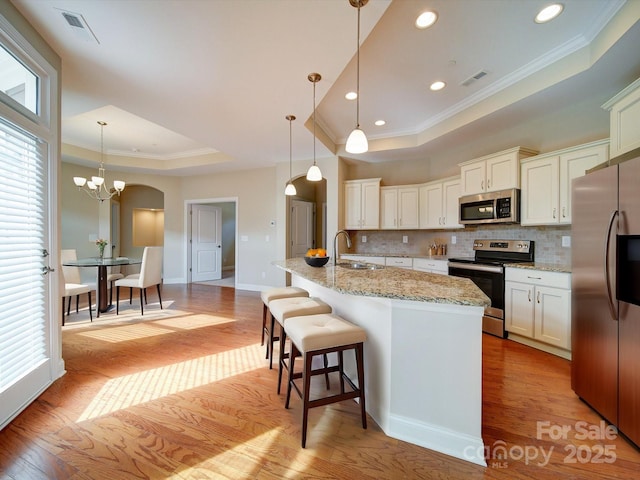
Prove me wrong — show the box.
[291,200,314,257]
[191,204,222,281]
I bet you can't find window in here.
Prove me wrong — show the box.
[0,44,38,114]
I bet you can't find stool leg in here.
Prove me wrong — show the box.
[356,342,367,430]
[277,322,287,395]
[285,342,298,409]
[301,350,313,448]
[261,303,267,346]
[323,354,330,390]
[338,350,345,394]
[268,313,277,369]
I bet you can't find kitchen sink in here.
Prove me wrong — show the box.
[338,262,385,270]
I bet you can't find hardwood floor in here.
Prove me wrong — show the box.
[1,284,638,479]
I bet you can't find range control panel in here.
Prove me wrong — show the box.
[472,239,532,254]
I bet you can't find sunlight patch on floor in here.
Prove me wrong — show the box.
[155,313,235,330]
[77,343,264,422]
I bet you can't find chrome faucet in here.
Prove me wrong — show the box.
[333,230,352,265]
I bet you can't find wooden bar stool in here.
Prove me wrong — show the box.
[284,313,367,448]
[260,287,309,367]
[268,297,331,391]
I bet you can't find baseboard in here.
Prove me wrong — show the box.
[387,413,487,467]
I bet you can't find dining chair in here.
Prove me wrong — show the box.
[61,249,94,325]
[115,246,163,315]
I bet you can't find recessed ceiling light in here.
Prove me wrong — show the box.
[430,81,446,91]
[535,4,564,23]
[375,120,385,126]
[345,91,357,100]
[416,11,438,29]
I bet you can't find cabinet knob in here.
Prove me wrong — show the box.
[562,207,566,218]
[528,290,532,302]
[537,291,541,304]
[553,208,557,219]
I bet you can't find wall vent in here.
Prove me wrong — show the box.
[58,9,99,44]
[461,70,488,87]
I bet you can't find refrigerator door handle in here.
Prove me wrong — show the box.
[604,209,619,321]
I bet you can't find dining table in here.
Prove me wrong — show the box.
[62,257,142,314]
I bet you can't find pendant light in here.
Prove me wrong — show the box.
[306,72,323,181]
[285,115,297,196]
[345,0,369,154]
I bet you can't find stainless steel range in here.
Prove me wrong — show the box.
[448,239,534,338]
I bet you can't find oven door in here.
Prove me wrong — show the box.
[448,261,506,337]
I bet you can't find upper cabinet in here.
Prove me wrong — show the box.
[419,177,463,229]
[459,147,538,196]
[602,77,640,162]
[380,186,419,229]
[520,140,609,226]
[344,178,381,230]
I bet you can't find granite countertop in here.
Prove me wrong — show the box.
[504,262,572,273]
[273,257,490,307]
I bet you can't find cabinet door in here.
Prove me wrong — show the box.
[442,179,462,228]
[486,152,519,192]
[361,181,380,229]
[380,187,398,229]
[558,144,608,224]
[520,156,559,225]
[344,182,362,229]
[460,162,486,196]
[534,286,571,349]
[398,187,419,229]
[505,281,535,337]
[419,182,443,229]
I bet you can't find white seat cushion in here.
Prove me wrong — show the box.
[285,313,366,353]
[65,283,91,296]
[107,273,124,282]
[268,297,331,326]
[261,286,308,306]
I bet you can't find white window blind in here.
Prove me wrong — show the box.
[0,117,48,392]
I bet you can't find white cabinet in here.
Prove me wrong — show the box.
[505,268,571,354]
[602,77,640,161]
[520,140,608,225]
[413,258,448,275]
[418,177,463,229]
[340,254,386,266]
[385,257,413,269]
[380,186,419,229]
[344,178,381,230]
[459,147,538,196]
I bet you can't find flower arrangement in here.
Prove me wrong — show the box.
[95,238,108,258]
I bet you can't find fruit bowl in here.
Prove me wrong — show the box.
[304,256,330,267]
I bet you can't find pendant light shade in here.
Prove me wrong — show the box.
[306,72,322,181]
[285,114,297,196]
[345,0,369,154]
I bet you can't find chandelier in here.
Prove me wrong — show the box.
[306,73,322,181]
[73,121,125,202]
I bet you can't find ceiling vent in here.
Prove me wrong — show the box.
[58,9,99,44]
[461,70,488,87]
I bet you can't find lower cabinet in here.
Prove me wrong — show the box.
[505,267,571,356]
[413,258,448,275]
[339,254,386,266]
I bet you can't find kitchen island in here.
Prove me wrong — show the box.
[273,258,490,466]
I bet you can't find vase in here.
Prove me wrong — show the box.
[98,245,105,259]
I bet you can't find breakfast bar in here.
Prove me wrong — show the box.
[273,257,490,466]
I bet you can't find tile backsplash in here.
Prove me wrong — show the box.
[346,224,572,265]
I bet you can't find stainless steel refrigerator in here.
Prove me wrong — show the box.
[571,155,640,448]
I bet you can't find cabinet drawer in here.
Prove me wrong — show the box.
[413,258,448,273]
[385,257,413,269]
[505,268,570,289]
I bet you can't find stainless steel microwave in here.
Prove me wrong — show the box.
[458,188,520,225]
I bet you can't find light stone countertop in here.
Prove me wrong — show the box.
[341,252,450,260]
[273,257,490,307]
[504,262,572,273]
